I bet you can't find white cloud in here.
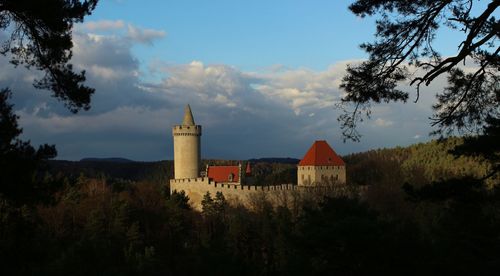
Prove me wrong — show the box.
[252,64,346,115]
[214,94,237,107]
[84,20,125,31]
[88,64,135,81]
[374,118,394,127]
[79,20,166,45]
[1,25,455,160]
[126,24,166,45]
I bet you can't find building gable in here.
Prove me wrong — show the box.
[298,140,345,166]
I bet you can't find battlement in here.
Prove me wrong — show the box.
[210,182,297,191]
[170,177,208,183]
[172,125,202,136]
[169,176,356,210]
[170,177,297,191]
[298,165,344,170]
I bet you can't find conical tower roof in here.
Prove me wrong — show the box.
[182,104,195,125]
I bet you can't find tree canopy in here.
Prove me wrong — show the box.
[0,0,98,112]
[339,0,499,141]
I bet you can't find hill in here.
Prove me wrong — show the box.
[79,157,135,163]
[48,160,173,183]
[344,137,492,187]
[248,157,300,164]
[343,137,495,219]
[48,138,492,189]
[47,158,298,186]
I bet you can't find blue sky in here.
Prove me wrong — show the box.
[89,0,373,71]
[1,0,486,161]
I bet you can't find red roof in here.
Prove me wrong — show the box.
[298,140,345,166]
[207,166,240,183]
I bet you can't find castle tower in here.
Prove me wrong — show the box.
[173,105,202,179]
[297,140,346,186]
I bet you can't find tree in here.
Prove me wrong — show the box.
[201,192,215,217]
[168,190,191,210]
[451,116,500,178]
[0,88,56,203]
[0,1,98,203]
[338,0,499,141]
[0,0,98,112]
[213,191,227,217]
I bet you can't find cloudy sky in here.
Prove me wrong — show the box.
[1,0,470,161]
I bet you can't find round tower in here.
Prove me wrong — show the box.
[173,104,202,179]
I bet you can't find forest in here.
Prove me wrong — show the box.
[1,138,500,275]
[1,0,498,274]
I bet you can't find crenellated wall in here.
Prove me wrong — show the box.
[170,178,301,209]
[170,178,356,210]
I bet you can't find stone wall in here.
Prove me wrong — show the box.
[170,177,355,210]
[170,178,300,210]
[297,165,346,186]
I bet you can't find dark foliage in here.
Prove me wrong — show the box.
[48,159,173,183]
[0,89,56,204]
[451,116,500,178]
[0,139,499,274]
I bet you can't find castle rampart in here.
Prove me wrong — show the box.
[170,178,354,210]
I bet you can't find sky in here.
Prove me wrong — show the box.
[0,0,480,161]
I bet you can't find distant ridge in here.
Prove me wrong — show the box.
[80,157,135,163]
[248,157,300,164]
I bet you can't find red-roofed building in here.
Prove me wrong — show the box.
[206,163,254,184]
[207,165,240,183]
[297,140,346,186]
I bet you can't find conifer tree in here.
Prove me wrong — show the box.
[339,0,499,141]
[0,0,98,112]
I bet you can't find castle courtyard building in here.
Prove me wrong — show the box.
[297,140,346,186]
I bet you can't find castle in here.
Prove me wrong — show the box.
[170,105,346,209]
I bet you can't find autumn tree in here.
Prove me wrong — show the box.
[339,0,499,141]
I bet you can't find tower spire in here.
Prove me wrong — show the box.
[173,104,201,179]
[183,104,195,126]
